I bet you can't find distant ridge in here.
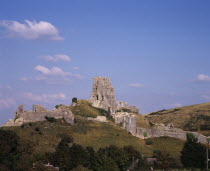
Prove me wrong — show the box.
[145,102,210,136]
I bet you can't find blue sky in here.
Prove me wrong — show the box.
[0,0,210,125]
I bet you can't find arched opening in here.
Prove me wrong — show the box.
[102,95,104,101]
[96,94,99,100]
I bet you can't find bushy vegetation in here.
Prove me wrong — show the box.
[72,97,77,103]
[145,139,152,145]
[153,150,182,170]
[55,104,62,109]
[45,116,57,122]
[181,133,208,169]
[50,136,149,171]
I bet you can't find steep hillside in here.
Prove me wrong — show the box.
[145,102,210,136]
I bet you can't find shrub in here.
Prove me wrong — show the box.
[145,139,152,145]
[72,97,78,103]
[143,131,148,137]
[35,127,40,132]
[45,116,57,122]
[55,104,62,109]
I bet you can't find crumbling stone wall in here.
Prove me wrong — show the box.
[135,123,208,144]
[3,104,74,127]
[90,77,116,114]
[116,101,139,113]
[114,112,136,135]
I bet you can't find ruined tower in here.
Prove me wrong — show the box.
[90,77,116,114]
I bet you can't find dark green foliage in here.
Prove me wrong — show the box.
[145,139,152,145]
[0,129,33,170]
[149,109,180,116]
[143,131,147,137]
[153,150,179,170]
[0,129,20,169]
[181,133,206,169]
[45,116,57,122]
[50,139,147,171]
[55,104,62,109]
[51,136,88,170]
[35,127,40,132]
[72,97,78,103]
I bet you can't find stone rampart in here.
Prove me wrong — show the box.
[2,104,74,127]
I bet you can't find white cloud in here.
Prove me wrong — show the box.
[196,74,210,81]
[0,98,16,109]
[0,20,63,40]
[24,92,66,103]
[73,66,79,70]
[21,65,82,83]
[35,65,71,76]
[172,103,182,107]
[129,83,144,88]
[41,54,71,62]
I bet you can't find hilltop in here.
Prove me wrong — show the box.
[145,102,210,136]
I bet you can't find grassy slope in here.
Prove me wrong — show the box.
[1,115,185,159]
[147,137,185,157]
[2,116,151,156]
[145,102,210,136]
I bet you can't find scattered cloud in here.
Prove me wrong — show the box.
[21,65,82,83]
[73,66,79,70]
[129,83,144,88]
[172,103,182,108]
[196,74,210,81]
[0,98,16,109]
[34,65,70,76]
[0,20,63,40]
[41,54,71,62]
[24,92,66,103]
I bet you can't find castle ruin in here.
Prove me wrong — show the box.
[89,77,117,114]
[3,104,74,127]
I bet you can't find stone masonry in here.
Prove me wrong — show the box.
[89,77,116,114]
[3,104,74,127]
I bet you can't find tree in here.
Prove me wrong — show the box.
[0,130,20,170]
[153,150,174,170]
[181,133,206,169]
[72,97,77,103]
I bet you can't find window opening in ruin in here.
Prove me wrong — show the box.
[96,95,99,100]
[102,95,104,101]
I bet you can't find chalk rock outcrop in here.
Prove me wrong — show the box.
[3,104,74,127]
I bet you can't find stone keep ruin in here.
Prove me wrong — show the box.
[89,77,116,113]
[3,104,74,127]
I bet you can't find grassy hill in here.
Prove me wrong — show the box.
[145,102,210,136]
[0,99,187,169]
[1,115,185,158]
